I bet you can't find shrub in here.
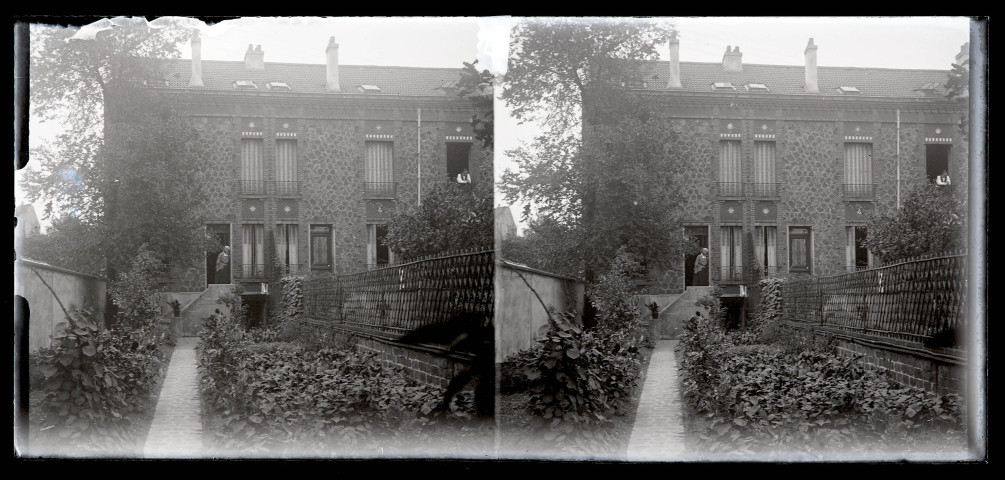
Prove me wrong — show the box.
[30,307,165,453]
[197,308,483,455]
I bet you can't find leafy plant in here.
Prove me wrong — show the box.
[30,307,165,453]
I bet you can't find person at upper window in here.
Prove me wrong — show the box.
[456,169,471,184]
[936,170,951,186]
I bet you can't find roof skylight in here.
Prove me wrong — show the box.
[234,80,258,89]
[359,84,382,93]
[712,82,736,91]
[745,83,769,92]
[837,86,862,94]
[266,82,291,91]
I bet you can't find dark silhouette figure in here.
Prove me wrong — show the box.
[396,313,494,418]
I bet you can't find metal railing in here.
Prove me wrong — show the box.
[274,181,302,197]
[843,183,875,200]
[240,180,266,195]
[273,263,305,277]
[238,263,267,280]
[719,265,744,283]
[364,182,397,199]
[716,182,744,197]
[781,252,967,345]
[749,182,779,198]
[303,250,494,341]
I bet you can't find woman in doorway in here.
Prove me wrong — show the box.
[693,247,709,286]
[215,246,231,284]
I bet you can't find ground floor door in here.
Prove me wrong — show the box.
[684,226,710,287]
[206,224,231,285]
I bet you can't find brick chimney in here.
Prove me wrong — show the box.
[955,42,970,69]
[189,29,204,87]
[804,38,819,94]
[244,44,264,70]
[326,37,340,92]
[667,33,682,89]
[722,45,742,72]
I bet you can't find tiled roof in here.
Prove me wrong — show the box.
[158,59,466,97]
[635,61,954,98]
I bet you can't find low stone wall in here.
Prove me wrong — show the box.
[784,321,966,396]
[299,319,471,389]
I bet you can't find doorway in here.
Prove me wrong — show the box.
[684,226,710,287]
[206,224,231,285]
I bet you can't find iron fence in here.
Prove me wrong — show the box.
[303,250,494,339]
[750,182,779,197]
[781,252,967,344]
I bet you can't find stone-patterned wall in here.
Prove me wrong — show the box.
[301,119,366,274]
[636,101,968,294]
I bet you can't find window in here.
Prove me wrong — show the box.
[447,142,471,182]
[241,224,265,278]
[753,226,778,277]
[718,140,742,196]
[720,226,743,281]
[789,227,812,274]
[367,224,394,268]
[926,144,952,184]
[745,83,769,92]
[266,81,291,91]
[844,143,873,199]
[365,141,395,198]
[845,226,874,272]
[274,224,299,275]
[241,138,264,194]
[712,82,736,90]
[752,142,776,196]
[310,224,333,271]
[275,140,298,196]
[837,86,861,94]
[234,80,257,89]
[359,84,382,93]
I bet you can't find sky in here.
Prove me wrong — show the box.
[494,16,975,235]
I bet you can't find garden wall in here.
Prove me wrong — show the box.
[14,258,107,352]
[495,260,585,362]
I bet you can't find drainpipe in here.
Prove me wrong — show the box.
[417,107,422,207]
[896,109,901,209]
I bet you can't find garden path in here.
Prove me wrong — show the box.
[143,336,204,458]
[625,339,692,462]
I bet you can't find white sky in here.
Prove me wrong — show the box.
[495,16,975,234]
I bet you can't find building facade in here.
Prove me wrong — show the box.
[140,32,490,322]
[630,38,969,297]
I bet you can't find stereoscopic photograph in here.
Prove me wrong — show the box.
[13,15,986,464]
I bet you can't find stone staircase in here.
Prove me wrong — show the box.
[655,286,714,340]
[174,284,233,337]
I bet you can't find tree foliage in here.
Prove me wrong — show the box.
[500,18,685,282]
[501,216,582,278]
[457,60,494,149]
[383,180,494,261]
[864,183,967,263]
[503,17,675,133]
[23,19,209,276]
[26,18,190,218]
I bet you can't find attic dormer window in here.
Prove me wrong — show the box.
[915,82,942,96]
[745,83,769,92]
[712,82,736,91]
[234,80,258,89]
[266,82,291,91]
[837,86,861,95]
[359,84,382,93]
